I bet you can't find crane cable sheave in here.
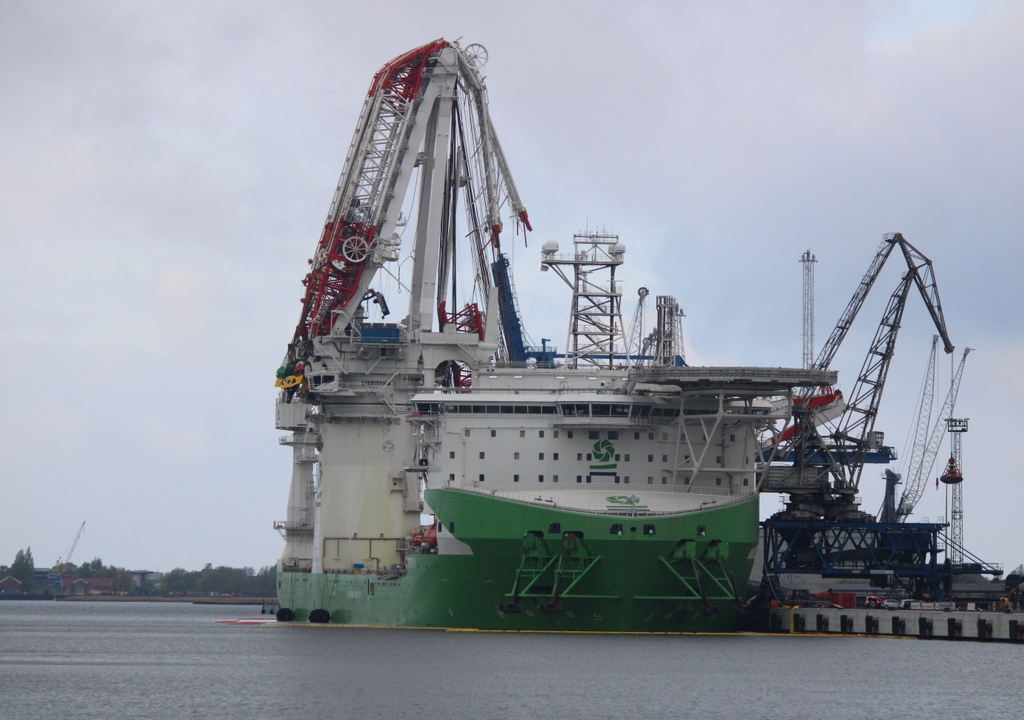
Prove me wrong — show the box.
[292,39,530,353]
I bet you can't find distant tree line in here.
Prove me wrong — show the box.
[161,564,277,597]
[1,548,276,597]
[1,548,39,593]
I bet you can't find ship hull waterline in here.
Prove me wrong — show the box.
[278,488,760,633]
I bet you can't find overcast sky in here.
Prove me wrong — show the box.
[2,0,1022,575]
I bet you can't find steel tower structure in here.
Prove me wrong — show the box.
[542,232,627,369]
[800,249,816,369]
[945,417,968,564]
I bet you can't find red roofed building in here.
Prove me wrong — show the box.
[61,577,114,595]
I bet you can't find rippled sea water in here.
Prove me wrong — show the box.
[0,600,1020,720]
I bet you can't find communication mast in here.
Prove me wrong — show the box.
[542,232,627,369]
[943,418,968,564]
[801,250,817,369]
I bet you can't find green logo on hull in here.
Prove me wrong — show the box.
[590,439,617,471]
[605,495,648,510]
[592,440,614,461]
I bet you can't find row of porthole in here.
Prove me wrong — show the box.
[457,473,746,487]
[467,429,671,441]
[542,522,708,537]
[540,522,695,537]
[608,523,657,536]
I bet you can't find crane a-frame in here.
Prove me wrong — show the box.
[284,40,534,374]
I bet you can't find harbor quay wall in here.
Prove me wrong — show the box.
[768,607,1024,643]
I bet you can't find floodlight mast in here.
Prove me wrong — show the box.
[801,250,816,369]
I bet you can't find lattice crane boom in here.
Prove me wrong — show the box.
[811,233,952,374]
[896,347,971,521]
[880,335,938,522]
[828,236,955,492]
[767,233,956,520]
[289,40,531,360]
[55,521,85,568]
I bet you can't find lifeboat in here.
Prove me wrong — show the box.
[772,386,846,444]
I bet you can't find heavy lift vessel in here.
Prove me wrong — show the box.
[271,39,831,631]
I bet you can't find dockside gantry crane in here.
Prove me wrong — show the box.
[765,233,953,522]
[761,235,1003,599]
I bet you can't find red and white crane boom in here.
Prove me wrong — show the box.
[290,40,531,359]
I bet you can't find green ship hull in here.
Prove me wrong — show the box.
[278,488,759,633]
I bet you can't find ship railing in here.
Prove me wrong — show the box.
[274,520,314,532]
[295,447,319,463]
[552,415,653,428]
[631,365,838,388]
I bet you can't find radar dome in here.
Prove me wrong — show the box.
[611,242,626,255]
[541,239,559,253]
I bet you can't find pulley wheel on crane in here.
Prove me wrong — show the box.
[463,44,488,69]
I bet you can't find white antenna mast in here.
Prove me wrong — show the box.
[800,249,817,368]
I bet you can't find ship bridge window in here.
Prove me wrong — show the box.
[651,408,681,417]
[630,405,651,418]
[592,404,611,417]
[611,404,630,417]
[415,403,440,414]
[443,403,557,415]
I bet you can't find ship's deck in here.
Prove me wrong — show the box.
[629,366,836,392]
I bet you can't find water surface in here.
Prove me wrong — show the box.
[0,600,1018,719]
